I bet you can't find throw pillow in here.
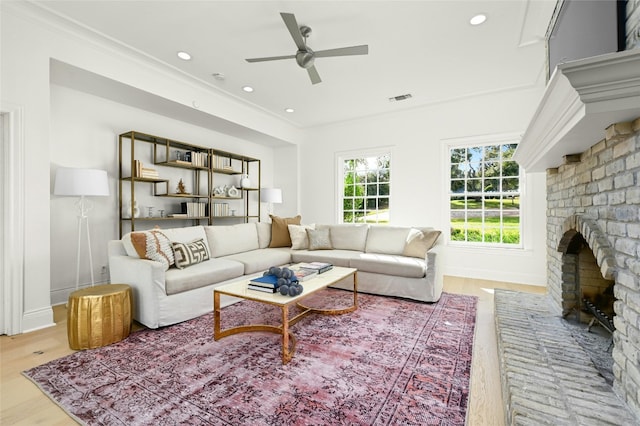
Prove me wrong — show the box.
[288,224,315,250]
[403,228,442,258]
[127,229,174,271]
[173,238,211,269]
[307,228,333,250]
[268,215,302,248]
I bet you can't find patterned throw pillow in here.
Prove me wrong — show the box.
[173,238,210,269]
[128,230,174,271]
[288,224,315,250]
[402,228,442,258]
[306,228,333,250]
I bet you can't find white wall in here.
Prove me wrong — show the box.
[301,88,548,286]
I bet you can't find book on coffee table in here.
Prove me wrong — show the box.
[248,284,278,293]
[293,268,318,282]
[298,262,333,274]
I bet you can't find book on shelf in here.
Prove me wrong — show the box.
[184,151,207,167]
[298,262,333,274]
[181,202,206,217]
[169,213,188,218]
[248,284,278,293]
[212,154,233,171]
[212,202,230,217]
[293,268,318,281]
[249,274,279,286]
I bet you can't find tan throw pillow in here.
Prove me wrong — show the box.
[288,224,315,250]
[128,229,174,271]
[307,228,333,250]
[269,215,302,248]
[403,228,442,258]
[173,238,210,269]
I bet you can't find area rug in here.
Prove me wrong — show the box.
[23,290,477,425]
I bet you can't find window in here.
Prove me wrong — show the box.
[449,143,520,245]
[339,151,390,224]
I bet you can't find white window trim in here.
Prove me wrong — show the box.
[335,146,393,224]
[442,133,525,249]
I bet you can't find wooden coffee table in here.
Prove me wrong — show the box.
[213,266,357,364]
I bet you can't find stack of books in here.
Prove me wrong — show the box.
[134,160,159,179]
[292,268,318,281]
[212,155,234,171]
[181,202,206,218]
[184,151,207,167]
[298,262,333,274]
[248,274,279,293]
[212,202,230,217]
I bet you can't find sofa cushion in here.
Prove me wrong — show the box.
[307,228,333,250]
[161,226,209,246]
[123,230,174,271]
[324,224,369,251]
[223,248,293,275]
[205,223,259,258]
[269,215,301,247]
[290,249,362,267]
[403,228,441,258]
[288,224,315,250]
[365,226,411,255]
[350,253,426,278]
[172,238,210,269]
[256,222,272,248]
[164,258,244,295]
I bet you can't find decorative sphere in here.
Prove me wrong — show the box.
[263,271,269,276]
[297,284,304,294]
[279,285,290,295]
[268,266,278,275]
[288,286,298,297]
[277,278,287,287]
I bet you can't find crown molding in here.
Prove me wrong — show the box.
[514,49,640,172]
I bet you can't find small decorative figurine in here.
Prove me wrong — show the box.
[176,179,188,195]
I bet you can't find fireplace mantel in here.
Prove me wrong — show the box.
[514,49,640,172]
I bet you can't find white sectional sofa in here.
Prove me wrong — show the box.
[108,221,442,328]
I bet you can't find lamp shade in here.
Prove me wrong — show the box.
[260,188,282,204]
[54,167,109,196]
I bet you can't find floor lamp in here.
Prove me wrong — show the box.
[54,167,109,289]
[260,188,282,217]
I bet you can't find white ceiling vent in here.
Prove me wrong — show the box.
[388,94,412,102]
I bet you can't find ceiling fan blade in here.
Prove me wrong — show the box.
[307,66,321,84]
[245,54,295,63]
[314,45,369,58]
[280,12,306,51]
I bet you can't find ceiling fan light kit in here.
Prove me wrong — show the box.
[245,12,368,84]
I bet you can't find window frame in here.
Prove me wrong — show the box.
[445,135,524,249]
[336,147,392,225]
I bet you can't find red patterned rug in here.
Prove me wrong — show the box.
[24,290,477,425]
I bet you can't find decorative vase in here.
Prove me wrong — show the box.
[239,174,251,189]
[125,200,140,218]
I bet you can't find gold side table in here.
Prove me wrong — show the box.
[67,284,132,350]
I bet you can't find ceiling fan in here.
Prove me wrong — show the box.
[245,12,368,85]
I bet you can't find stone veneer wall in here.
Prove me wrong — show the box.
[546,118,640,417]
[628,0,640,49]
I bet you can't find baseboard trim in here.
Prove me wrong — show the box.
[22,307,55,333]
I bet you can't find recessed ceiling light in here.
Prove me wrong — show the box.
[285,108,295,113]
[470,14,487,26]
[242,86,254,93]
[177,51,192,61]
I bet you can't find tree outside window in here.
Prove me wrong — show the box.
[450,143,520,245]
[341,153,390,224]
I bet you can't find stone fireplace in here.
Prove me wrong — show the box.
[546,121,640,417]
[513,47,640,420]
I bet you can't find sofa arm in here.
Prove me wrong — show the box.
[108,247,167,328]
[425,243,444,299]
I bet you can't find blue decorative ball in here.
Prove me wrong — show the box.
[277,278,287,287]
[279,285,290,295]
[268,266,278,275]
[288,286,298,296]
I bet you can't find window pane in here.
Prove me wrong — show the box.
[503,178,519,192]
[484,178,499,192]
[366,184,377,196]
[379,197,389,210]
[379,183,389,196]
[451,148,466,163]
[378,170,389,183]
[466,179,481,192]
[451,179,465,193]
[343,199,353,210]
[366,198,377,210]
[502,161,519,177]
[450,195,465,210]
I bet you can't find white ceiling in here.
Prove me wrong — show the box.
[36,0,558,129]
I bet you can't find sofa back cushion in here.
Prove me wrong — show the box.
[256,222,272,248]
[365,226,410,255]
[205,223,259,257]
[161,226,209,246]
[321,224,369,251]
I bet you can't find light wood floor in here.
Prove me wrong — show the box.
[1,276,545,425]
